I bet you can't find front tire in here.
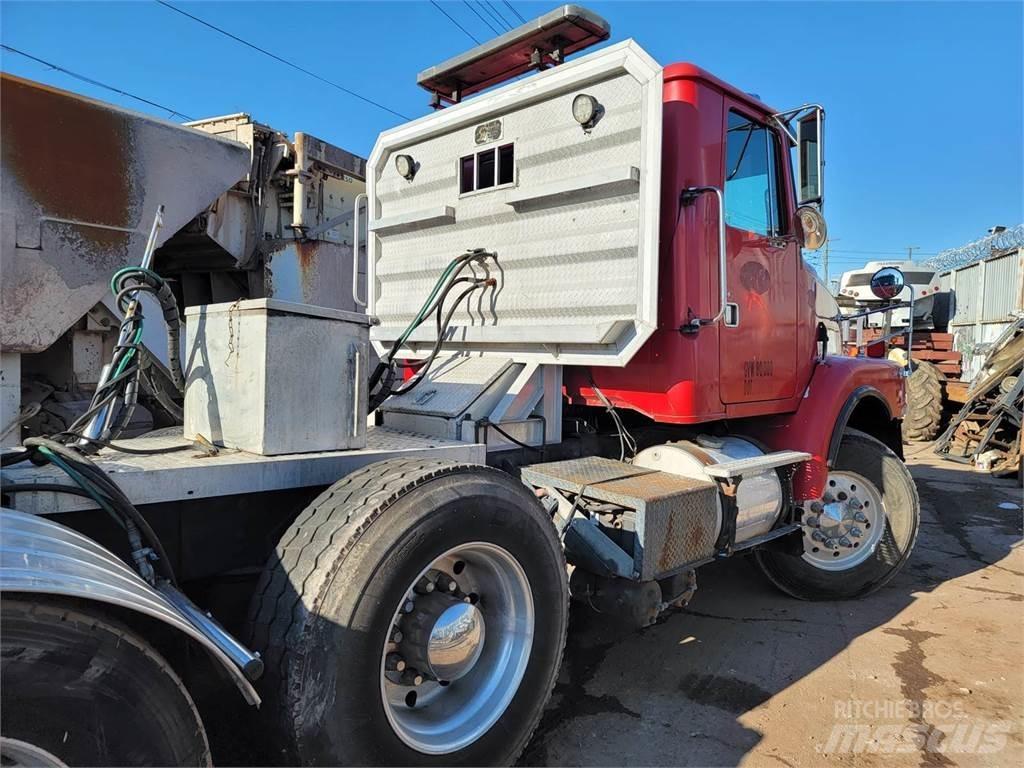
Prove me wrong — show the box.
[754,429,919,600]
[0,598,211,767]
[246,459,568,766]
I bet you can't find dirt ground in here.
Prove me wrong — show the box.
[520,445,1024,767]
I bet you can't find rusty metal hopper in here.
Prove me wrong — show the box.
[1,74,251,352]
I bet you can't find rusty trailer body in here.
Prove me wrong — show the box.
[0,74,367,445]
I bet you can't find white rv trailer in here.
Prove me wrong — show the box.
[836,260,942,328]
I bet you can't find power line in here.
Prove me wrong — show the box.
[827,249,939,256]
[503,1,527,24]
[155,1,409,120]
[481,1,513,31]
[431,0,481,44]
[487,1,516,28]
[1,43,194,119]
[463,1,502,35]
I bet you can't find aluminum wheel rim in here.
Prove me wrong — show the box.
[801,470,886,571]
[0,738,67,767]
[379,541,534,755]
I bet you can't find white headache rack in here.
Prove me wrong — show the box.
[367,40,663,368]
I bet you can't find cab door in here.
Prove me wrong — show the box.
[718,104,799,404]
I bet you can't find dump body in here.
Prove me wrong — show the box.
[0,74,250,353]
[1,75,367,446]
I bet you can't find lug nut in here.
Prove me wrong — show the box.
[804,515,820,528]
[809,501,824,514]
[849,526,863,538]
[391,629,404,643]
[401,669,425,687]
[812,530,828,543]
[436,574,458,593]
[401,599,415,614]
[825,538,838,549]
[414,577,436,595]
[838,536,853,548]
[386,653,407,672]
[853,511,868,523]
[848,498,864,510]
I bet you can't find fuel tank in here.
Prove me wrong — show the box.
[634,436,785,544]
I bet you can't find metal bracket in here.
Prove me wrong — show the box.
[712,478,741,557]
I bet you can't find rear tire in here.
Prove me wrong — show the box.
[0,598,211,767]
[904,360,944,442]
[754,429,919,600]
[246,459,568,766]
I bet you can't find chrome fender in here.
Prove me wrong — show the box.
[0,507,259,705]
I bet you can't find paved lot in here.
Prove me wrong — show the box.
[521,446,1023,767]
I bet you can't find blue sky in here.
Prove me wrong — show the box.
[2,1,1021,281]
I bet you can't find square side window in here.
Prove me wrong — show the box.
[498,144,515,186]
[477,149,496,189]
[460,155,475,194]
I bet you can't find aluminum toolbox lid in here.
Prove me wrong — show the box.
[369,41,663,367]
[184,298,373,325]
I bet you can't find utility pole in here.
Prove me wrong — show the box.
[823,238,839,284]
[906,245,920,261]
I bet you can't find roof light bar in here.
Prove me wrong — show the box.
[417,4,610,107]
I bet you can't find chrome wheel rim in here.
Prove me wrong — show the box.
[801,470,886,571]
[0,738,67,767]
[379,542,534,755]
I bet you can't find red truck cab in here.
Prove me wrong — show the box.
[565,62,905,500]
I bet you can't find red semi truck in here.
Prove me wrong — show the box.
[1,6,918,766]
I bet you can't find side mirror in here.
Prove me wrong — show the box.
[797,109,824,206]
[869,267,906,300]
[795,205,828,250]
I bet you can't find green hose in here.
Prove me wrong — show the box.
[393,257,462,351]
[37,446,121,523]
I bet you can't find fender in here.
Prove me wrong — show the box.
[735,355,904,501]
[828,385,903,464]
[0,507,260,705]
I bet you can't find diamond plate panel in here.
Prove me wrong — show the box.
[635,484,720,580]
[367,42,662,366]
[521,456,720,579]
[381,354,515,417]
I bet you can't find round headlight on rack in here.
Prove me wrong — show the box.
[395,154,416,180]
[572,93,599,127]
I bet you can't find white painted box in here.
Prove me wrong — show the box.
[184,299,370,455]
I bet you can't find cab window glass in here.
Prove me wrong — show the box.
[725,111,784,236]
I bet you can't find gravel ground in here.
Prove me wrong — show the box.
[521,445,1023,767]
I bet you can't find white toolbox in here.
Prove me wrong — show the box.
[184,299,370,455]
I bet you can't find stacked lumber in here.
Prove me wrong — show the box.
[851,329,962,378]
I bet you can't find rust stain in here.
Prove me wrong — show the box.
[294,239,320,296]
[688,518,707,552]
[658,514,677,572]
[295,239,318,271]
[1,74,139,238]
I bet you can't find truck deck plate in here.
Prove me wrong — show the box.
[1,427,484,515]
[522,456,720,580]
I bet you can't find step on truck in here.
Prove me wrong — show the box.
[0,6,920,765]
